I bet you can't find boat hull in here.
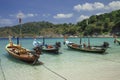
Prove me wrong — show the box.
[42,45,59,53]
[67,43,106,53]
[5,43,36,62]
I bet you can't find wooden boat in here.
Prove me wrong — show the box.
[65,36,109,54]
[41,43,60,53]
[67,43,107,53]
[5,42,37,62]
[33,38,61,54]
[5,43,35,62]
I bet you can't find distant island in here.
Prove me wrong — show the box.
[0,9,120,38]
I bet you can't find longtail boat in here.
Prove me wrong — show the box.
[65,37,109,54]
[41,42,61,53]
[67,42,107,53]
[33,38,61,54]
[5,36,42,64]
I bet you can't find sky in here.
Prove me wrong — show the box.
[0,0,120,27]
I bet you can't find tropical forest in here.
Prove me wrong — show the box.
[0,9,120,38]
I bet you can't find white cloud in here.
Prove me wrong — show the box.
[53,13,73,19]
[26,13,38,17]
[74,1,120,12]
[74,2,104,11]
[77,15,89,21]
[94,2,104,9]
[17,11,25,18]
[16,12,37,19]
[96,12,104,15]
[82,3,93,11]
[0,19,13,26]
[27,14,34,17]
[74,4,82,12]
[107,1,120,10]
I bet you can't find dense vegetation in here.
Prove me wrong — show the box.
[0,9,120,37]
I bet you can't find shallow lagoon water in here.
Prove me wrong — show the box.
[0,37,120,80]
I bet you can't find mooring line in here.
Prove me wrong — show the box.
[42,64,67,80]
[0,59,6,80]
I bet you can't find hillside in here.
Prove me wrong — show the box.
[0,9,120,37]
[76,9,120,36]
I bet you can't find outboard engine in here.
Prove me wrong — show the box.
[55,42,61,48]
[33,46,42,56]
[32,46,42,65]
[102,42,109,48]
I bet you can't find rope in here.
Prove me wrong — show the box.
[0,59,6,80]
[43,65,67,80]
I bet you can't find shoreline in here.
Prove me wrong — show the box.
[0,35,115,39]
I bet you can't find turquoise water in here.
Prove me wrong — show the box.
[0,37,120,80]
